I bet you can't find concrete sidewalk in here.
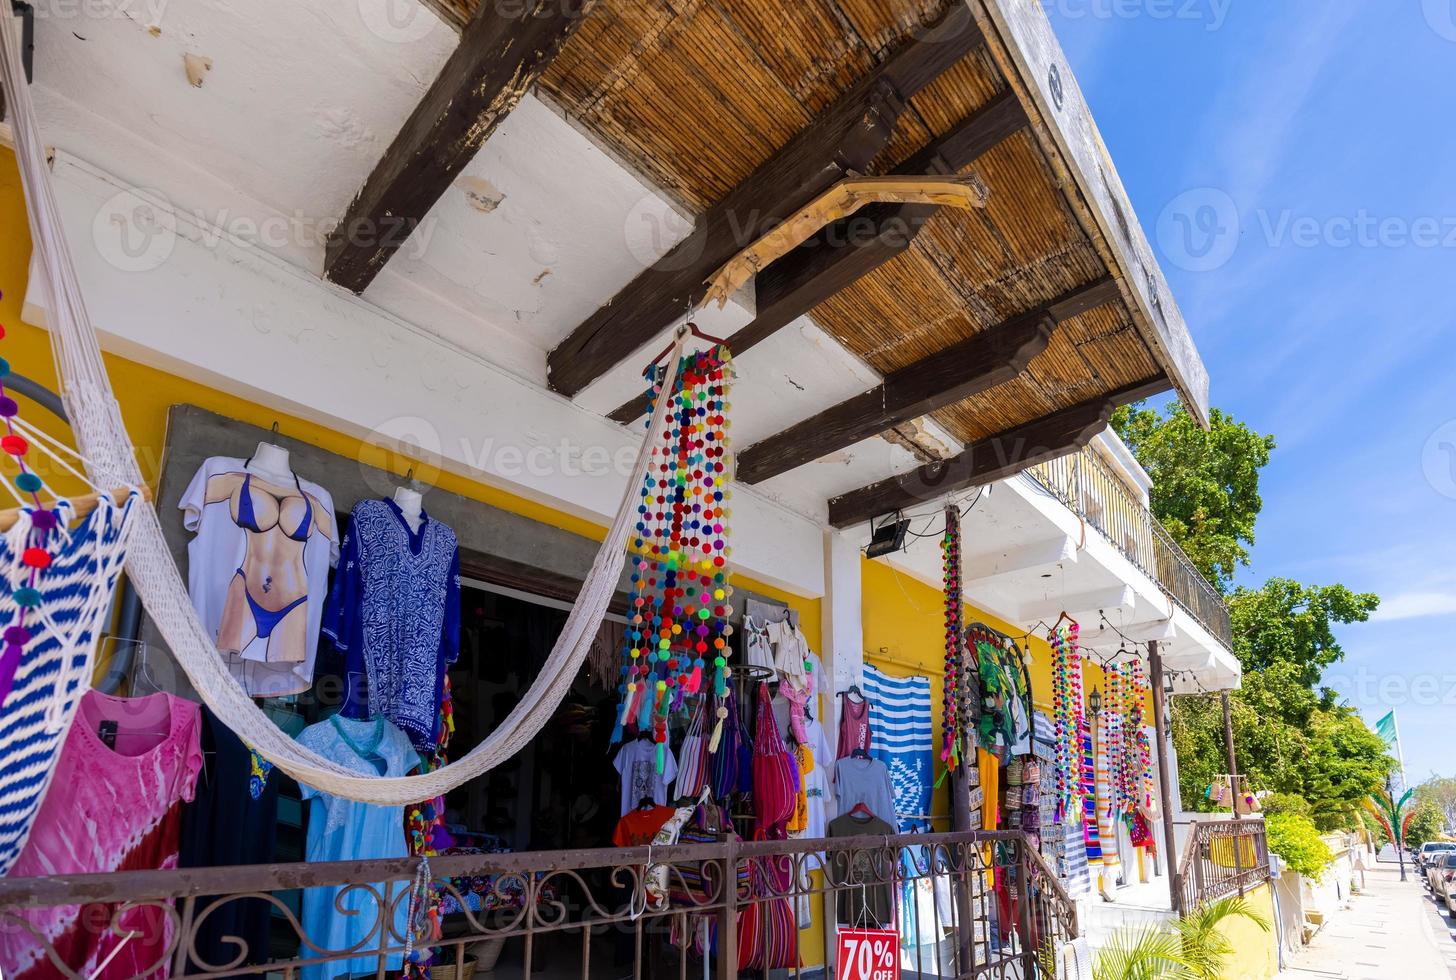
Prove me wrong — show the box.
[1280,863,1456,978]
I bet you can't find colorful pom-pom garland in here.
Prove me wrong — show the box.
[611,343,735,770]
[1050,620,1085,822]
[0,292,54,704]
[940,503,967,772]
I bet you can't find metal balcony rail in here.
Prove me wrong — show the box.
[1026,449,1232,647]
[1176,819,1271,916]
[0,829,1077,980]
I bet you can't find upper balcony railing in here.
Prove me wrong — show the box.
[1027,448,1233,648]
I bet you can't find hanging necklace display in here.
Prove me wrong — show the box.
[940,503,966,772]
[611,337,735,772]
[1049,621,1084,822]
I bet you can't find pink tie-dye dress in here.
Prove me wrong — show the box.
[1,690,203,980]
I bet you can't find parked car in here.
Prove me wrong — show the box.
[1426,850,1453,891]
[1419,841,1456,878]
[1431,852,1456,906]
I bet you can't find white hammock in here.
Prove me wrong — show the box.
[0,14,690,804]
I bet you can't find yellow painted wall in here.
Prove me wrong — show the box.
[860,556,1094,827]
[1214,882,1279,980]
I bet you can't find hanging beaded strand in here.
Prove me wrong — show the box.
[611,344,735,772]
[0,295,52,703]
[1130,655,1154,810]
[1105,660,1127,820]
[939,503,964,772]
[1049,621,1084,822]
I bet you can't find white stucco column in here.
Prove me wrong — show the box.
[820,529,864,738]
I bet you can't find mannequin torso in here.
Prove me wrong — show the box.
[246,441,294,486]
[393,486,424,533]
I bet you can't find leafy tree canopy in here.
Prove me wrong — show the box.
[1112,402,1274,591]
[1405,799,1446,849]
[1229,578,1380,687]
[1117,402,1390,820]
[1416,775,1456,834]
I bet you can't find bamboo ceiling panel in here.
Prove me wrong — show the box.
[425,0,1172,445]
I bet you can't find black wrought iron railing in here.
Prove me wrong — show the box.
[1027,449,1232,647]
[1176,819,1271,915]
[0,830,1077,980]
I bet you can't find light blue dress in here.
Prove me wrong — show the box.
[297,715,418,980]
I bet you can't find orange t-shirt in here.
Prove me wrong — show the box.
[612,805,676,847]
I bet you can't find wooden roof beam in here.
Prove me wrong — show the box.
[607,89,1028,424]
[826,376,1169,529]
[322,0,589,293]
[547,6,984,398]
[736,275,1119,485]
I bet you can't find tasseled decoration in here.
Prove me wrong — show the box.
[636,681,654,730]
[708,704,727,753]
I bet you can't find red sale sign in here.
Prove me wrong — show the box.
[837,927,899,980]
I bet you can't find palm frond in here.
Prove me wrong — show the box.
[1174,896,1272,979]
[1092,924,1193,980]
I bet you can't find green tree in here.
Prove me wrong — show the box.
[1114,404,1390,820]
[1301,710,1395,824]
[1406,800,1445,849]
[1229,578,1380,687]
[1112,402,1274,591]
[1416,775,1456,833]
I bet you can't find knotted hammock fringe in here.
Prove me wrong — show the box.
[0,14,692,805]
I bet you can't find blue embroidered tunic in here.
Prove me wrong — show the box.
[322,499,460,750]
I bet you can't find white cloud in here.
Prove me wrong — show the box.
[1369,592,1456,622]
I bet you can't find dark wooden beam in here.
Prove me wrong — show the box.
[736,275,1118,484]
[741,314,1052,484]
[548,6,984,398]
[733,89,1028,356]
[826,377,1169,528]
[607,91,1028,424]
[323,0,589,293]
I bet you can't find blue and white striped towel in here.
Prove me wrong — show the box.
[0,495,137,875]
[863,664,933,831]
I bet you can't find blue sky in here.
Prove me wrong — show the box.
[1046,2,1456,782]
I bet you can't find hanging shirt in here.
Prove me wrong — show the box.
[323,499,461,751]
[834,756,896,824]
[180,456,339,698]
[791,717,837,856]
[612,805,676,846]
[837,694,872,760]
[1,691,203,980]
[614,738,678,816]
[768,619,811,685]
[742,617,776,671]
[828,812,896,927]
[178,707,282,972]
[296,715,417,980]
